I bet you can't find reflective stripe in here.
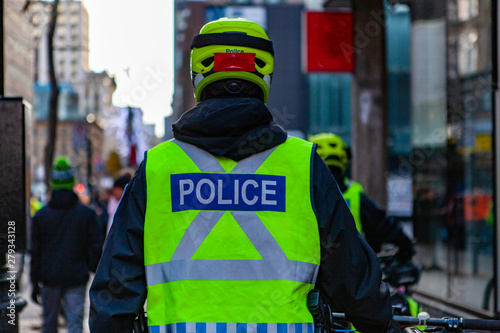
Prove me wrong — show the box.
[149,323,314,333]
[231,212,286,259]
[170,210,285,262]
[170,211,225,260]
[146,259,319,285]
[173,139,225,173]
[229,147,276,174]
[173,139,277,174]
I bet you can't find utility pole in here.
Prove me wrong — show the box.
[351,0,389,208]
[44,0,60,189]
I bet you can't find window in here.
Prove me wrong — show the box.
[458,0,479,21]
[459,29,479,75]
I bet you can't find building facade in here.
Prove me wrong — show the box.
[312,0,495,317]
[29,0,116,197]
[4,0,34,103]
[409,0,494,316]
[32,0,89,87]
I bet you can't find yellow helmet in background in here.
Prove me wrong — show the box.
[190,17,274,103]
[309,133,350,175]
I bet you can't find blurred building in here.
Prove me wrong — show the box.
[28,0,116,196]
[163,114,175,141]
[3,0,36,199]
[101,106,161,174]
[314,0,495,317]
[4,0,34,103]
[32,0,89,87]
[408,0,494,316]
[83,71,116,125]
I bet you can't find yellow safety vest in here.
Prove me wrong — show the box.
[144,137,320,333]
[342,178,364,233]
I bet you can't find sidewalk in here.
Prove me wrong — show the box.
[17,254,91,333]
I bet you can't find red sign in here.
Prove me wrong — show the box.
[304,11,354,72]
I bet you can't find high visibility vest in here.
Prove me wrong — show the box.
[342,178,364,233]
[144,137,320,333]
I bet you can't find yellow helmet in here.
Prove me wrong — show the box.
[190,18,274,103]
[309,133,350,174]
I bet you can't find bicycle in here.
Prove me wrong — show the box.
[377,247,423,317]
[330,312,500,332]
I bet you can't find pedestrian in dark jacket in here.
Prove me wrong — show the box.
[31,156,102,333]
[90,18,396,333]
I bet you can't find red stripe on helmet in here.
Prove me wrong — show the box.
[213,53,256,72]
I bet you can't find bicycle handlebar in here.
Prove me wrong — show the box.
[393,315,500,330]
[331,312,500,331]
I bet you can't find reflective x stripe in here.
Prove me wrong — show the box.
[169,141,282,261]
[173,140,225,173]
[228,147,276,174]
[172,139,276,174]
[171,211,285,261]
[149,322,314,333]
[170,211,225,261]
[231,212,286,259]
[146,140,319,286]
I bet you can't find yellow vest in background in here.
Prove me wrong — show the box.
[144,137,320,333]
[342,178,364,233]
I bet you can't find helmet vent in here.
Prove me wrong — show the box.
[201,57,214,67]
[255,58,266,68]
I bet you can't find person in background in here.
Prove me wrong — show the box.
[30,196,43,217]
[30,156,102,333]
[90,18,398,333]
[105,173,132,236]
[309,132,414,261]
[91,186,111,249]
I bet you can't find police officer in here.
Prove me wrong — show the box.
[89,18,396,333]
[308,133,414,261]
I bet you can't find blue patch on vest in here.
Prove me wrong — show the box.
[171,173,286,212]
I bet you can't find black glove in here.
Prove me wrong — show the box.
[387,319,403,333]
[395,237,415,263]
[31,283,41,305]
[396,248,414,263]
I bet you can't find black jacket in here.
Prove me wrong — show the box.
[89,98,393,333]
[31,189,102,288]
[332,167,414,257]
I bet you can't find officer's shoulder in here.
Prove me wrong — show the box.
[282,136,314,148]
[148,139,177,154]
